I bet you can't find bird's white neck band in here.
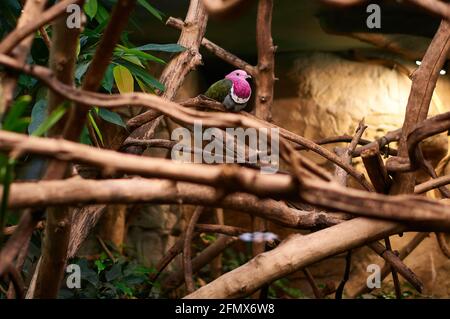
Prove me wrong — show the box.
[231,86,250,104]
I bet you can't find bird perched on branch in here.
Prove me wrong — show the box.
[205,69,252,112]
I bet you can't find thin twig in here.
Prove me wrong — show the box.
[303,268,323,299]
[96,235,117,263]
[352,232,428,297]
[39,27,51,49]
[335,250,352,299]
[183,207,204,293]
[385,237,402,299]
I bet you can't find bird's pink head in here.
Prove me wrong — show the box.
[225,69,252,80]
[225,69,252,99]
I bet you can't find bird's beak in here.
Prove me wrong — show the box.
[246,75,252,79]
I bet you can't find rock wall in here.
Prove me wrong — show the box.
[269,52,450,298]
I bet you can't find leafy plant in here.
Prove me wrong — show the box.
[2,95,32,133]
[31,103,68,137]
[59,253,159,299]
[0,0,185,298]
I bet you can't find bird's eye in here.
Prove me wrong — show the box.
[236,73,240,76]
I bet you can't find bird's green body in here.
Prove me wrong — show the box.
[204,78,233,103]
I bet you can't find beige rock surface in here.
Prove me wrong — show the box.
[269,52,450,298]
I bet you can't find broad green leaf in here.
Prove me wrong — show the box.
[28,99,47,135]
[115,45,166,65]
[101,64,114,93]
[3,95,31,132]
[98,108,127,128]
[0,158,14,232]
[79,36,89,48]
[76,38,81,57]
[84,0,98,19]
[105,263,122,282]
[31,104,67,137]
[119,60,165,92]
[113,65,134,94]
[88,112,104,146]
[137,0,163,21]
[120,55,144,67]
[95,4,110,24]
[136,77,155,93]
[95,259,106,274]
[7,118,31,134]
[79,125,93,145]
[124,49,165,65]
[75,61,91,82]
[115,282,133,296]
[134,43,186,53]
[123,274,146,285]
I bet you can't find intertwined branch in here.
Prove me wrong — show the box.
[0,0,450,300]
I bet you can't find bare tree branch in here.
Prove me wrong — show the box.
[183,207,204,293]
[0,0,83,54]
[0,0,48,116]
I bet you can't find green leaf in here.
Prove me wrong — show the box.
[88,112,104,146]
[101,64,114,93]
[115,282,133,296]
[3,95,31,132]
[115,45,166,65]
[136,77,155,93]
[76,38,81,58]
[134,43,186,53]
[123,274,146,285]
[119,60,165,92]
[94,259,106,274]
[84,0,98,20]
[98,108,126,128]
[75,61,91,82]
[0,158,14,232]
[94,3,110,24]
[125,50,166,64]
[120,55,144,67]
[113,65,134,94]
[105,263,122,282]
[79,125,93,145]
[28,100,47,135]
[31,104,67,137]
[137,0,163,21]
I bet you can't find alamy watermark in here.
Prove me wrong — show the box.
[66,4,83,29]
[171,121,280,174]
[366,4,381,29]
[66,264,81,289]
[366,263,381,289]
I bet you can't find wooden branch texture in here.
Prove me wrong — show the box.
[33,5,83,298]
[2,0,450,300]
